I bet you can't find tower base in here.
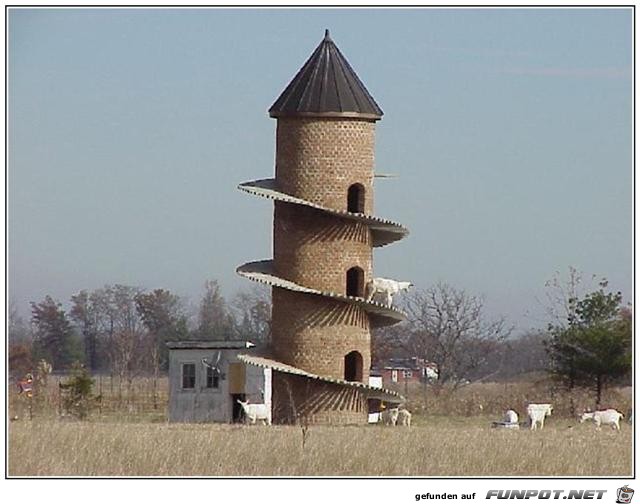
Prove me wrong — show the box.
[272,373,368,425]
[238,354,403,426]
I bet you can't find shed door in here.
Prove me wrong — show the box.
[228,363,246,394]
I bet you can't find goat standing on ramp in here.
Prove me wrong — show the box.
[365,278,412,307]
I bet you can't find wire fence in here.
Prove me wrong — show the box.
[9,374,170,421]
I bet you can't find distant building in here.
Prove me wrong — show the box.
[167,340,271,423]
[367,376,383,423]
[374,357,438,386]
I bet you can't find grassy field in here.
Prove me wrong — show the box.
[9,415,632,477]
[8,377,632,477]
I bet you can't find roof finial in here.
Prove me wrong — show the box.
[324,29,331,41]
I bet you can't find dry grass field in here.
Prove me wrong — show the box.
[9,416,631,477]
[8,377,632,477]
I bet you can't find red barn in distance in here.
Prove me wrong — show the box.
[373,357,439,386]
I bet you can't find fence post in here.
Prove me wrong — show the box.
[57,376,61,417]
[153,374,158,410]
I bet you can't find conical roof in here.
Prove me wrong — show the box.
[269,30,383,120]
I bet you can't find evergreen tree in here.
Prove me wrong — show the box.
[59,361,96,419]
[545,280,631,405]
[30,296,80,370]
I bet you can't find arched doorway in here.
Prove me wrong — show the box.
[347,183,365,213]
[346,266,364,297]
[344,351,363,382]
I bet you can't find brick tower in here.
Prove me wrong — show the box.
[238,31,408,424]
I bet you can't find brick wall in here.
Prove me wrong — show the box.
[271,287,371,382]
[275,118,376,215]
[270,116,377,424]
[272,372,368,425]
[273,202,372,294]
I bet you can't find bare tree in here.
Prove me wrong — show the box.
[400,282,513,390]
[90,286,119,374]
[107,285,146,398]
[371,324,405,368]
[70,290,101,372]
[197,280,235,340]
[9,303,33,379]
[135,288,186,408]
[231,286,271,345]
[483,330,549,380]
[541,266,611,327]
[9,302,31,345]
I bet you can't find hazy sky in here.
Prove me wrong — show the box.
[8,7,632,331]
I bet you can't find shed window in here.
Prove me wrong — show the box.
[344,351,363,382]
[182,363,196,389]
[347,183,365,213]
[206,366,220,389]
[403,370,413,378]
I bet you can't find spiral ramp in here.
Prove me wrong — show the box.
[236,178,408,404]
[238,178,409,247]
[235,31,410,418]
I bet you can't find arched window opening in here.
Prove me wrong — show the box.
[346,267,364,297]
[344,351,363,382]
[347,183,365,213]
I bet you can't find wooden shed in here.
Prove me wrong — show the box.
[166,340,271,423]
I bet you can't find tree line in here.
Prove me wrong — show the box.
[10,268,631,406]
[372,269,631,406]
[9,280,271,381]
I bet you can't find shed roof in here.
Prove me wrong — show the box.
[166,340,255,350]
[269,30,383,120]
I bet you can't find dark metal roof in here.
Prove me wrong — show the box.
[269,30,383,120]
[166,340,255,350]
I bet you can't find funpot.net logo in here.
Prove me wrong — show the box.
[486,490,607,500]
[616,486,633,504]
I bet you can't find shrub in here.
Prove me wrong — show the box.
[59,362,97,419]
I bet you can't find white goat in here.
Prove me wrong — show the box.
[527,403,553,430]
[491,409,520,430]
[365,278,412,307]
[237,399,271,425]
[380,407,400,426]
[397,408,412,427]
[580,409,624,431]
[504,409,519,424]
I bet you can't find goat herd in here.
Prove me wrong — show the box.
[237,398,628,431]
[371,403,627,431]
[491,403,627,431]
